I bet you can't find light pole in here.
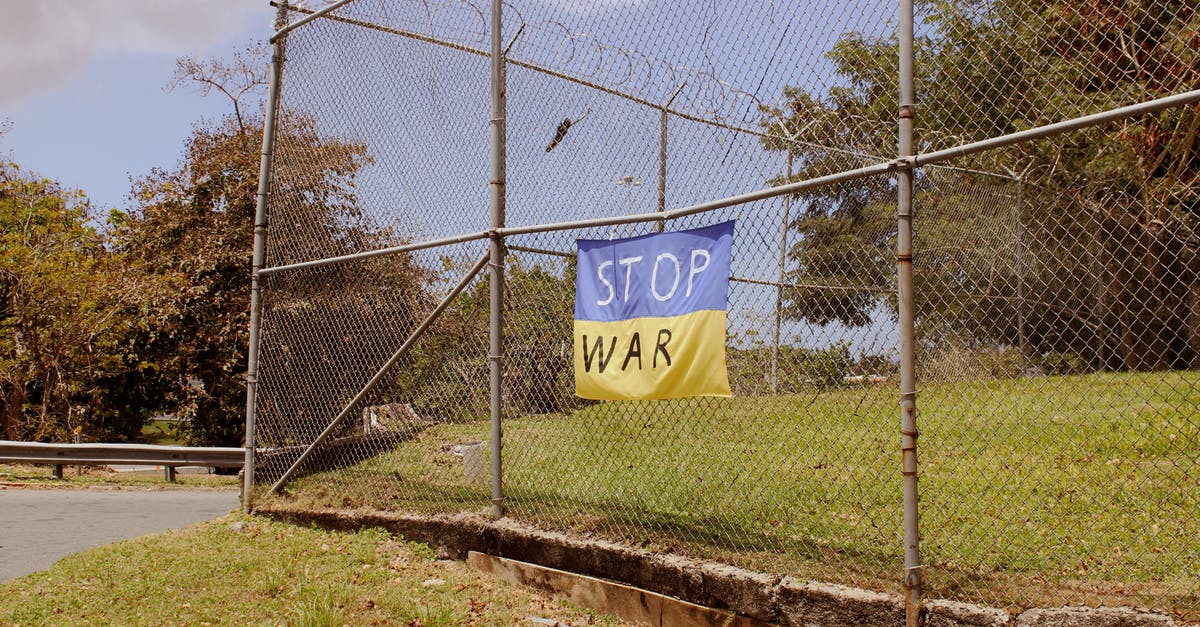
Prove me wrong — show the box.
[615,175,642,215]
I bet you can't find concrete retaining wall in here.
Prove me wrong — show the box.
[256,505,1186,627]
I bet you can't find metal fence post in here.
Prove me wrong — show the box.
[488,0,507,519]
[243,0,289,514]
[656,83,685,233]
[772,150,793,394]
[657,106,668,233]
[897,0,922,623]
[1015,177,1027,358]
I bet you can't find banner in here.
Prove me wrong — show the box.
[574,221,734,400]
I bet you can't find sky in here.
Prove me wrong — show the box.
[0,0,277,212]
[0,0,898,355]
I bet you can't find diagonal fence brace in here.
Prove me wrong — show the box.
[271,0,359,43]
[267,250,492,495]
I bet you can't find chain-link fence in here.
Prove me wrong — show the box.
[246,0,1200,621]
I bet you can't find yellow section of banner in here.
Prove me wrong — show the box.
[573,309,732,400]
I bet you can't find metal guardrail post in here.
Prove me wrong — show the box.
[75,429,82,476]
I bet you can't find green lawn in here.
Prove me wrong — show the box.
[258,370,1200,619]
[137,418,187,446]
[0,515,625,626]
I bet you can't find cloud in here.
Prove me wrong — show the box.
[0,0,266,108]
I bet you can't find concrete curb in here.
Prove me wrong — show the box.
[469,551,773,627]
[254,505,1187,627]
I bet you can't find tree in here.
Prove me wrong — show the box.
[495,257,577,414]
[757,35,910,329]
[115,108,435,445]
[112,114,261,446]
[0,160,172,441]
[395,255,578,422]
[114,46,435,447]
[761,0,1199,372]
[170,44,269,145]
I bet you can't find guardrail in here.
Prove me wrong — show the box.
[0,441,244,482]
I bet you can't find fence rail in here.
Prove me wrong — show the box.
[0,441,244,482]
[246,0,1200,623]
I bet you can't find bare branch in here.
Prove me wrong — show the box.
[169,43,271,136]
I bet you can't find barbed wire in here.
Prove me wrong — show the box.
[281,0,819,139]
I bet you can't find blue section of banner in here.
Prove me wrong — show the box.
[575,221,735,322]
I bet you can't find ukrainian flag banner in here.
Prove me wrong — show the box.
[574,221,735,400]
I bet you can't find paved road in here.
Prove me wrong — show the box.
[0,487,239,582]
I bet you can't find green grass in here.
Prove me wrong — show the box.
[137,419,186,446]
[0,514,626,626]
[918,371,1200,611]
[259,370,1200,619]
[0,463,239,489]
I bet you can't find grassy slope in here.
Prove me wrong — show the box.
[0,515,625,626]
[261,370,1199,617]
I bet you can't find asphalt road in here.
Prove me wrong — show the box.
[0,487,239,582]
